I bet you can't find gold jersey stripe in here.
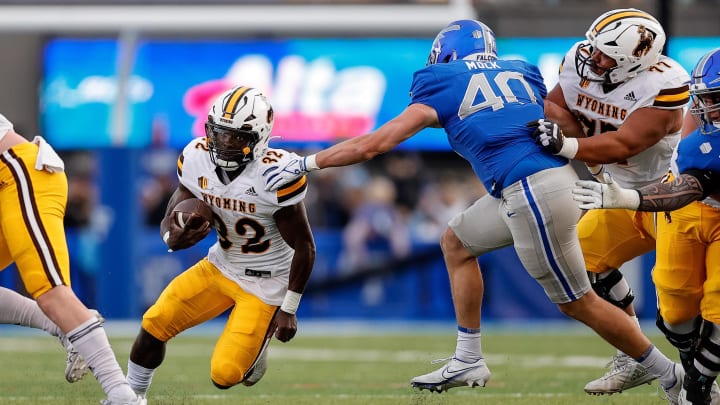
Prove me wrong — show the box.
[592,10,657,35]
[223,86,250,119]
[277,175,307,198]
[654,85,690,107]
[655,91,689,103]
[654,99,689,108]
[277,176,308,203]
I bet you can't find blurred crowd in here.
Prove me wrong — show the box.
[60,146,486,302]
[301,151,485,272]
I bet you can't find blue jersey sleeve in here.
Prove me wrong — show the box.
[523,63,548,100]
[409,69,443,109]
[677,130,720,174]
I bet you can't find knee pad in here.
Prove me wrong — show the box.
[694,320,720,376]
[656,312,700,371]
[589,269,635,309]
[684,320,720,404]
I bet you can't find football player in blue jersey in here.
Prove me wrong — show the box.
[262,19,683,399]
[573,47,720,405]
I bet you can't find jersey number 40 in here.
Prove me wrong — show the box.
[458,72,539,119]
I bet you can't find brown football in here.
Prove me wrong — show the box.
[172,198,214,229]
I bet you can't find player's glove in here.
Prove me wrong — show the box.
[585,163,609,183]
[572,173,642,210]
[526,119,578,159]
[263,153,319,191]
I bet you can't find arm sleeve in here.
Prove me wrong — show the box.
[683,169,720,199]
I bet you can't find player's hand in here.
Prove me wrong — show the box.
[585,163,608,183]
[263,153,313,192]
[527,119,565,153]
[274,310,298,342]
[526,119,580,159]
[161,215,211,251]
[572,173,641,210]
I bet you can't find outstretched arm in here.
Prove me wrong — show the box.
[264,103,438,191]
[573,107,684,164]
[315,103,438,168]
[572,171,715,212]
[634,173,706,211]
[533,107,683,165]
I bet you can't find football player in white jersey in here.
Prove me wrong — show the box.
[125,86,316,401]
[573,47,720,404]
[0,113,142,405]
[531,8,690,396]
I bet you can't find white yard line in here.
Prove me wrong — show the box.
[0,338,607,369]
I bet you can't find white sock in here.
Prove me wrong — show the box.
[68,317,134,399]
[455,326,482,363]
[0,287,60,336]
[127,359,156,394]
[637,345,677,389]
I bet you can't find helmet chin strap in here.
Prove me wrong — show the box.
[216,157,240,171]
[215,146,253,172]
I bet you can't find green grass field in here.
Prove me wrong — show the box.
[0,321,676,404]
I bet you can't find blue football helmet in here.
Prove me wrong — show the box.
[689,48,720,135]
[427,20,497,66]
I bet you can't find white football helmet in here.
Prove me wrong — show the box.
[205,86,274,171]
[575,8,665,85]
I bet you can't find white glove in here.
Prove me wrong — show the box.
[585,163,607,183]
[572,173,641,210]
[263,153,319,191]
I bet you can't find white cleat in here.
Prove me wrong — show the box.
[100,393,145,405]
[584,353,656,395]
[661,364,685,405]
[711,380,720,405]
[410,357,491,393]
[59,309,105,383]
[60,336,87,383]
[242,349,268,387]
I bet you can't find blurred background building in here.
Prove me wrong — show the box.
[0,0,717,320]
